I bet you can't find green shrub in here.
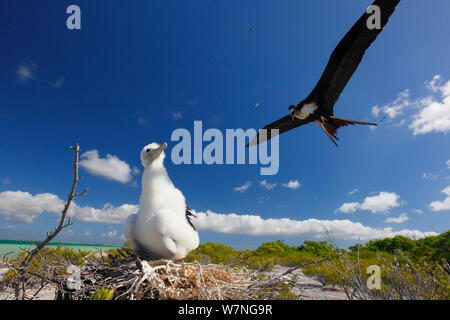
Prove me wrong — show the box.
[91,288,114,300]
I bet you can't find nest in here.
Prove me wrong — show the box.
[2,248,298,300]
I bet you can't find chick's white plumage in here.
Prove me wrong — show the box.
[124,142,199,260]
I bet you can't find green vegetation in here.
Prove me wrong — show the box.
[3,232,448,300]
[185,240,333,270]
[349,231,450,264]
[91,288,114,300]
[184,233,449,299]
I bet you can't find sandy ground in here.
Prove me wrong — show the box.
[0,267,56,300]
[0,264,348,300]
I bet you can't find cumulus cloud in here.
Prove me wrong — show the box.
[70,203,138,224]
[0,191,64,223]
[233,181,252,193]
[80,150,134,183]
[0,190,437,241]
[336,192,401,214]
[348,188,359,195]
[194,210,435,240]
[429,186,450,211]
[2,225,17,231]
[336,202,361,214]
[409,91,450,135]
[446,160,450,169]
[0,190,137,224]
[385,213,409,224]
[282,180,302,189]
[371,89,411,120]
[260,180,277,191]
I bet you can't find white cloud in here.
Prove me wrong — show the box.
[446,159,450,169]
[372,75,450,136]
[80,150,134,183]
[0,190,437,241]
[0,190,137,224]
[70,203,138,224]
[107,230,117,237]
[371,89,411,120]
[385,213,409,224]
[260,180,277,191]
[194,210,435,240]
[282,180,302,189]
[16,61,37,82]
[425,75,442,93]
[336,192,401,214]
[233,181,252,193]
[171,111,182,120]
[348,188,359,195]
[429,186,450,211]
[336,202,360,214]
[0,191,64,223]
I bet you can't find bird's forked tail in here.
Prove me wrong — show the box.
[318,115,377,146]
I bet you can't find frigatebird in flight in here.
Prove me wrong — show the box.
[248,0,400,147]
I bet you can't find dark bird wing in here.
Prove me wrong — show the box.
[185,206,197,231]
[247,115,313,147]
[307,0,400,113]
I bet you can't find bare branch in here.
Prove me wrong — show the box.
[13,143,86,299]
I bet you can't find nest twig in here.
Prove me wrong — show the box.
[1,248,304,300]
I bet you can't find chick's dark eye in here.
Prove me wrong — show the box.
[146,149,150,153]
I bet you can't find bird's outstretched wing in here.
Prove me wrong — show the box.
[307,0,400,113]
[185,206,197,231]
[247,115,313,147]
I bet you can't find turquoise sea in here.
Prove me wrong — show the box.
[0,239,121,259]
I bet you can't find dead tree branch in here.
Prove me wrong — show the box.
[14,144,86,299]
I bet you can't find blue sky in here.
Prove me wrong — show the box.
[0,0,449,249]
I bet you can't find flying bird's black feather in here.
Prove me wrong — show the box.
[308,0,400,113]
[247,116,313,146]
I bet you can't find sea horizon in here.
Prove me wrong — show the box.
[0,238,122,259]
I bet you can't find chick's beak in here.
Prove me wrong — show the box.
[155,142,167,158]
